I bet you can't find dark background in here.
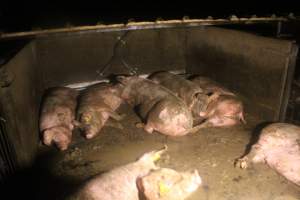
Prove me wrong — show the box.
[1,1,300,32]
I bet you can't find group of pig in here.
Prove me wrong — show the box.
[69,146,203,200]
[40,71,245,151]
[40,71,300,198]
[70,122,300,200]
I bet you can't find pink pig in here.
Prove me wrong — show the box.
[235,123,300,187]
[39,87,78,150]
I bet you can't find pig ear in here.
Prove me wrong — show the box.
[239,112,246,124]
[139,145,168,162]
[43,129,54,146]
[115,75,128,84]
[72,120,82,127]
[193,170,202,185]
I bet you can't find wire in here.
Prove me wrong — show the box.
[95,30,137,78]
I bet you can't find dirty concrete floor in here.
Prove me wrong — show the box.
[35,105,300,200]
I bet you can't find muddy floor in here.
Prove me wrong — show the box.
[33,104,300,200]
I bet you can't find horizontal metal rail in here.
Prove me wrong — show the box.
[0,16,291,40]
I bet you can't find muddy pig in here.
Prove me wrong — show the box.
[137,168,202,200]
[235,123,300,187]
[148,71,208,119]
[117,75,207,136]
[190,76,245,127]
[77,82,124,139]
[189,76,234,96]
[69,146,167,200]
[40,87,78,151]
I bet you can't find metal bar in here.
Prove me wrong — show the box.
[0,120,15,178]
[276,21,282,37]
[279,44,299,121]
[0,17,289,41]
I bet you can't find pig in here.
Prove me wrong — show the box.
[190,76,246,127]
[137,168,202,200]
[148,71,208,118]
[116,75,207,136]
[189,76,234,96]
[69,146,167,200]
[77,82,124,139]
[39,87,78,151]
[199,95,246,127]
[235,123,300,187]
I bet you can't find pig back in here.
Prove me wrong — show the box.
[119,76,179,106]
[73,158,156,200]
[260,123,300,146]
[78,83,123,114]
[190,76,234,96]
[149,71,204,108]
[40,87,78,131]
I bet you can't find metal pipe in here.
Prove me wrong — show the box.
[0,17,289,41]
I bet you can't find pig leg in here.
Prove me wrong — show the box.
[135,99,164,130]
[199,92,221,117]
[72,120,82,128]
[107,111,126,121]
[188,121,212,134]
[135,122,155,134]
[105,120,124,130]
[239,112,247,124]
[234,144,265,169]
[144,124,155,134]
[207,92,220,103]
[135,122,145,128]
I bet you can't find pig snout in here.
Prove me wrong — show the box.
[42,126,72,151]
[78,111,110,139]
[82,125,100,139]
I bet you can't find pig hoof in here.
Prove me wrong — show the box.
[57,144,68,151]
[234,157,248,169]
[85,134,94,139]
[144,125,154,134]
[135,122,145,129]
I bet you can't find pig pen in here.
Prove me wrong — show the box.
[0,25,299,199]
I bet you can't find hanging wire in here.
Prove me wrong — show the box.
[95,30,137,79]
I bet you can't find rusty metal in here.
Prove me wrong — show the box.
[0,16,291,41]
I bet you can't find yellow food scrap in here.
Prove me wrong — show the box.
[152,153,161,161]
[159,181,171,196]
[82,115,92,123]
